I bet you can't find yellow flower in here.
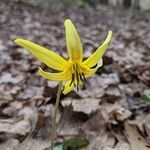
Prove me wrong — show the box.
[14,19,112,94]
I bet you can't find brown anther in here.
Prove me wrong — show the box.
[69,73,75,86]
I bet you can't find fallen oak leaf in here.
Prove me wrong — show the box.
[0,138,19,150]
[129,114,150,142]
[0,107,38,137]
[61,97,100,115]
[15,137,50,150]
[0,117,31,135]
[124,121,150,150]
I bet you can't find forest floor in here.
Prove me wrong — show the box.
[0,1,150,150]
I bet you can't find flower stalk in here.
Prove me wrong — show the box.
[14,19,112,149]
[50,81,63,150]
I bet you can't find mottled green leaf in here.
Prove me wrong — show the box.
[62,138,89,150]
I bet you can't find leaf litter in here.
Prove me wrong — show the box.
[0,0,150,149]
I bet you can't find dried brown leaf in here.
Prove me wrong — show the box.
[61,97,100,115]
[124,121,150,150]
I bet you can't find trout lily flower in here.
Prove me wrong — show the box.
[14,19,112,94]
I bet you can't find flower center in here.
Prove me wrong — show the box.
[69,63,85,90]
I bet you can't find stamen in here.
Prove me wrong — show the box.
[70,63,85,90]
[69,73,75,86]
[79,73,83,81]
[81,72,85,80]
[76,70,80,91]
[77,85,79,91]
[76,70,79,85]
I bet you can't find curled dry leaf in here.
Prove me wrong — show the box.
[101,102,132,124]
[132,64,150,85]
[101,86,121,103]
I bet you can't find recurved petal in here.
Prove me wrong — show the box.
[82,31,112,68]
[65,19,83,62]
[38,67,71,81]
[83,59,103,78]
[15,39,68,71]
[63,80,74,94]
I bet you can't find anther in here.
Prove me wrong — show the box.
[81,73,85,80]
[69,73,75,86]
[76,70,79,85]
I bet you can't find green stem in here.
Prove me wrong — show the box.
[50,81,63,150]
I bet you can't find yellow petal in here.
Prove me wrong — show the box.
[83,59,103,78]
[82,31,112,68]
[65,19,83,62]
[38,67,71,81]
[14,39,68,71]
[63,80,74,94]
